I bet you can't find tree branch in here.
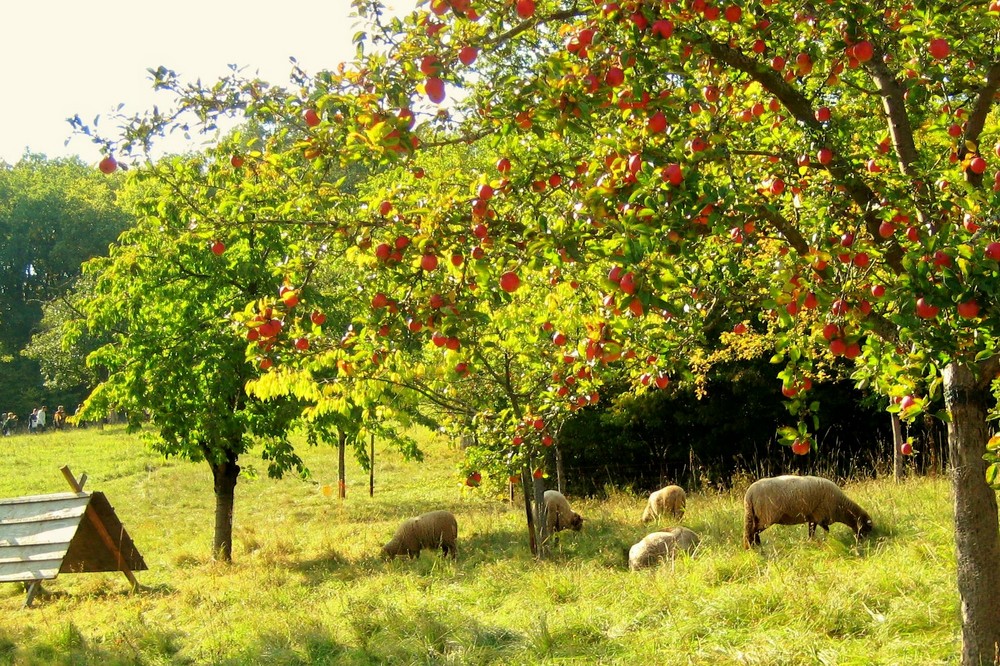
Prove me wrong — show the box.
[693,31,906,275]
[864,55,921,178]
[482,9,586,48]
[754,204,810,257]
[960,61,1000,188]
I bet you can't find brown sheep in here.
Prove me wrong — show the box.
[381,510,458,559]
[543,490,584,533]
[743,475,873,548]
[641,485,686,522]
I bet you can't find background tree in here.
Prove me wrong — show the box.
[0,155,129,415]
[22,272,106,413]
[69,152,314,561]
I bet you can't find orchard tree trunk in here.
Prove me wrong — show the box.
[520,466,537,556]
[943,362,1000,666]
[555,443,565,495]
[533,474,550,559]
[211,456,240,562]
[892,414,905,482]
[338,426,347,500]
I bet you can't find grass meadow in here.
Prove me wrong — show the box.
[0,425,961,665]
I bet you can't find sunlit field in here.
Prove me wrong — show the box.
[0,426,959,665]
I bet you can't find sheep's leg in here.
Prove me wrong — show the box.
[808,522,817,538]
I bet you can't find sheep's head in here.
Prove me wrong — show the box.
[380,541,398,560]
[856,513,874,538]
[568,512,584,531]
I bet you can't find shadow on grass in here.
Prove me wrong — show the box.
[202,600,526,665]
[213,626,349,665]
[0,621,186,666]
[292,518,529,585]
[336,598,523,665]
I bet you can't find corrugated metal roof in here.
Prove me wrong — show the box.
[0,491,146,584]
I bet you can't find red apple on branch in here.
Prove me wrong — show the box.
[98,156,118,174]
[499,271,521,292]
[303,109,321,127]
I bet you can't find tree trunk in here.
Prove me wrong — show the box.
[211,456,240,562]
[369,433,375,498]
[555,443,565,495]
[892,413,904,482]
[338,426,347,500]
[533,474,549,559]
[520,467,537,556]
[943,362,1000,666]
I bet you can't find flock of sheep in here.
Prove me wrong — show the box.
[380,474,874,569]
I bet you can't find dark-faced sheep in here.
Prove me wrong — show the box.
[543,490,584,534]
[641,485,686,522]
[743,475,873,548]
[628,527,700,570]
[381,510,458,559]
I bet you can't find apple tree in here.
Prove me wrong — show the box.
[68,147,334,562]
[83,0,1000,658]
[331,2,1000,660]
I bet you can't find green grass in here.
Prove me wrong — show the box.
[0,426,960,664]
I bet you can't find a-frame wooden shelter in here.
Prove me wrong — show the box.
[0,466,146,606]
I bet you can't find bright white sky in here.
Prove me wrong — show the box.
[0,0,389,165]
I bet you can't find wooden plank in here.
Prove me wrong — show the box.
[0,543,68,565]
[0,520,79,547]
[0,560,61,582]
[0,505,87,526]
[0,492,85,506]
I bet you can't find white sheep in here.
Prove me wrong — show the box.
[628,527,700,570]
[743,475,873,548]
[543,490,584,534]
[381,510,458,559]
[641,485,686,522]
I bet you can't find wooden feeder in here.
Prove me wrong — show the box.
[0,466,146,607]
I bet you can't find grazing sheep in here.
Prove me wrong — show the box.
[381,510,458,559]
[641,485,686,522]
[743,475,873,548]
[628,527,701,570]
[543,490,584,534]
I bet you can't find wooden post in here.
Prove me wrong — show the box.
[337,427,347,500]
[892,414,904,482]
[369,433,375,498]
[23,581,42,608]
[60,465,139,591]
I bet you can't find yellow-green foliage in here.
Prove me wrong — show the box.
[0,427,959,664]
